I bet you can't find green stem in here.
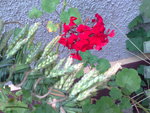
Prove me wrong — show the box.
[56,0,67,53]
[6,106,29,109]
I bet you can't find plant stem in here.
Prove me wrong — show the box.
[56,0,67,53]
[128,96,150,113]
[4,21,23,26]
[6,106,29,109]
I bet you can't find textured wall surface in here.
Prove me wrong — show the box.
[0,0,141,61]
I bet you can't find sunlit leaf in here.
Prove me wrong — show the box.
[41,0,59,13]
[116,68,141,93]
[28,8,43,19]
[46,21,59,32]
[60,8,82,24]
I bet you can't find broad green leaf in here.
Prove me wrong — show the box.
[127,28,146,38]
[46,21,59,32]
[137,65,144,75]
[108,81,118,87]
[109,88,122,100]
[60,8,82,24]
[94,96,122,113]
[128,15,143,29]
[28,8,43,19]
[126,38,143,52]
[119,97,131,110]
[41,0,59,13]
[116,68,141,93]
[82,97,122,113]
[33,103,57,113]
[80,51,99,67]
[96,58,110,73]
[140,0,150,18]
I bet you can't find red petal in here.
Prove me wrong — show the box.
[77,24,91,33]
[58,38,67,46]
[108,29,115,37]
[63,23,70,33]
[69,16,77,26]
[70,53,82,60]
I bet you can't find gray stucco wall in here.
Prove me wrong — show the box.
[0,0,141,61]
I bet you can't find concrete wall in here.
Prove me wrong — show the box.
[0,0,141,61]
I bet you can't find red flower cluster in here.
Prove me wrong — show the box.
[58,13,115,60]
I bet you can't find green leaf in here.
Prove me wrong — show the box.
[116,68,141,93]
[22,89,32,103]
[128,15,143,29]
[46,21,59,32]
[140,0,150,18]
[94,96,122,113]
[82,97,122,113]
[109,88,122,100]
[80,51,99,67]
[137,65,144,75]
[60,8,82,24]
[96,58,110,73]
[28,8,43,19]
[33,103,57,113]
[127,28,146,39]
[126,38,143,52]
[108,81,118,87]
[41,0,59,13]
[119,97,131,110]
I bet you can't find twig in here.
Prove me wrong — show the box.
[33,77,44,92]
[126,50,150,65]
[128,96,150,113]
[112,22,150,62]
[32,91,50,99]
[131,91,145,99]
[55,9,60,16]
[6,106,29,109]
[51,88,65,95]
[16,70,32,87]
[4,21,23,26]
[130,97,140,113]
[132,96,150,107]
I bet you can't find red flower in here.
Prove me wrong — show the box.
[70,53,82,60]
[58,14,115,60]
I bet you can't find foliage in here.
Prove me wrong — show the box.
[80,51,110,73]
[41,0,59,13]
[0,0,149,113]
[116,68,141,93]
[60,8,82,24]
[28,8,43,19]
[140,0,150,18]
[125,1,150,112]
[83,97,122,113]
[128,15,143,29]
